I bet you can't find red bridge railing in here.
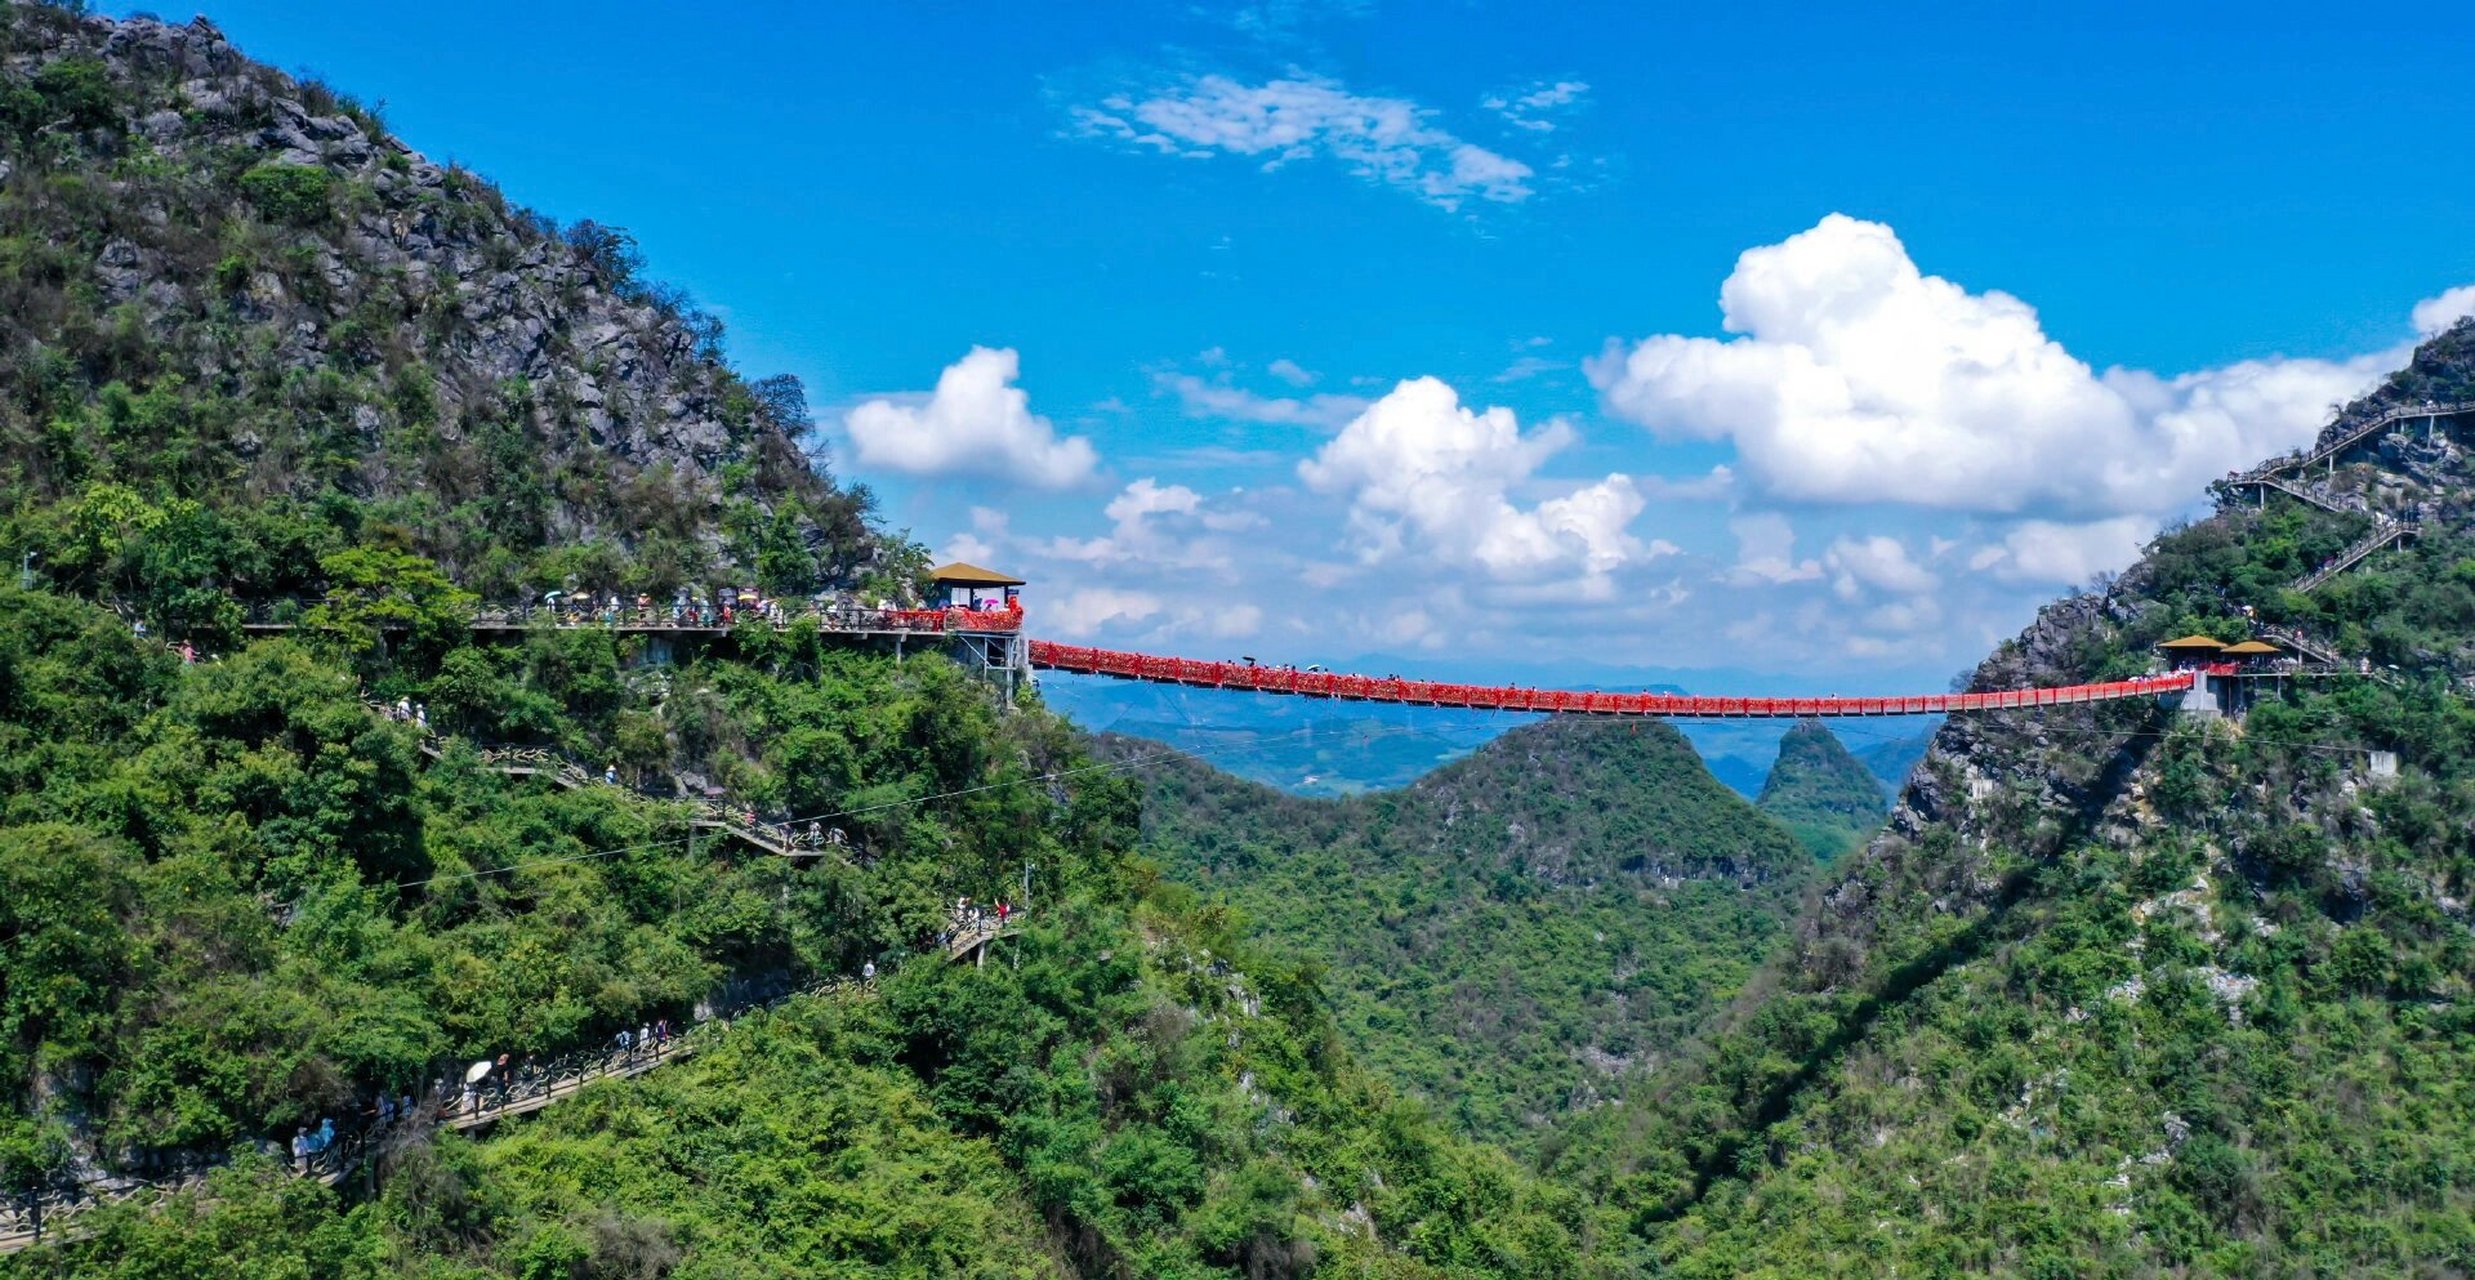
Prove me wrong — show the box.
[1026,641,2195,718]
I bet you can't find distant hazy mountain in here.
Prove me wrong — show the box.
[1755,720,1890,859]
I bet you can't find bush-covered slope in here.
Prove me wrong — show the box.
[1117,718,1816,1149]
[0,7,1630,1272]
[1754,720,1886,860]
[1556,318,2475,1275]
[0,587,1628,1277]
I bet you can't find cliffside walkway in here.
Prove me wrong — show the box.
[2295,520,2421,593]
[1027,641,2196,717]
[2236,401,2475,482]
[2229,475,2356,515]
[244,601,1027,639]
[390,710,828,860]
[0,975,887,1255]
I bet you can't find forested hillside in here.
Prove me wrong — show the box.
[1754,721,1886,860]
[1550,320,2475,1275]
[0,8,1624,1275]
[1118,719,1816,1149]
[14,2,2475,1275]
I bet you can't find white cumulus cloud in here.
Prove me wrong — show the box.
[1072,74,1534,210]
[1975,516,2154,585]
[1825,535,1937,598]
[1589,214,2393,518]
[845,347,1098,488]
[1727,512,1820,584]
[1300,376,1645,580]
[1047,588,1163,638]
[2415,284,2475,337]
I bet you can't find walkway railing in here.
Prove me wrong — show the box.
[2227,475,2358,515]
[246,600,1024,636]
[2294,520,2420,593]
[1029,642,2197,717]
[1,973,880,1255]
[377,706,840,860]
[2237,401,2475,482]
[2256,625,2343,668]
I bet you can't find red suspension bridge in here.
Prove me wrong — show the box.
[1026,641,2196,718]
[241,554,2237,719]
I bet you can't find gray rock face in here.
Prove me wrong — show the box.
[2,9,853,575]
[1793,320,2475,993]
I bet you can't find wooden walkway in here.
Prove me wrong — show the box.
[401,720,824,861]
[2227,474,2355,515]
[0,978,877,1255]
[2295,521,2420,593]
[2237,401,2475,483]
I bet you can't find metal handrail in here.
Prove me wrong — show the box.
[2236,401,2475,482]
[1,975,879,1250]
[2294,521,2420,593]
[249,599,1025,635]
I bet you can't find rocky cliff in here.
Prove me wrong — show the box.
[0,6,883,602]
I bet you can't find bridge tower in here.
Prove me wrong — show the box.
[930,561,1032,703]
[2156,634,2233,718]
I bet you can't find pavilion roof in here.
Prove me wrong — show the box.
[2220,640,2282,656]
[929,561,1026,587]
[2157,634,2228,650]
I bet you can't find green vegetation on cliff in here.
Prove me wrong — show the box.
[1545,322,2475,1275]
[1119,718,1814,1150]
[0,585,1622,1277]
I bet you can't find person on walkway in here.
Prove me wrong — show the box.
[639,1023,652,1057]
[655,1018,669,1048]
[459,1081,476,1114]
[414,703,427,730]
[862,960,876,984]
[377,1093,394,1126]
[316,1117,334,1153]
[292,1127,309,1172]
[616,1027,632,1058]
[604,764,618,786]
[997,901,1010,927]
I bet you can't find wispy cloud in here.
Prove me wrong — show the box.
[1155,370,1370,429]
[1071,73,1534,210]
[1482,79,1590,133]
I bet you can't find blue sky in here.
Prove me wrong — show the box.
[121,0,2475,691]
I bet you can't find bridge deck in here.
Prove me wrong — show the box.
[1030,642,2194,718]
